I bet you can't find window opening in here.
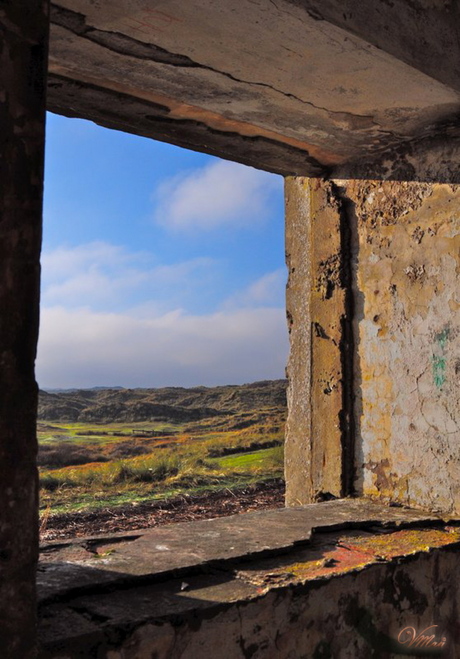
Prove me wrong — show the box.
[38,112,288,540]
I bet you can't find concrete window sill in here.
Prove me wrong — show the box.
[38,499,460,658]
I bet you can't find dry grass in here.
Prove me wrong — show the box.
[39,418,284,514]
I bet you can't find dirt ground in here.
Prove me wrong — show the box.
[40,479,285,541]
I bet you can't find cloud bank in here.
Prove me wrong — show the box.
[41,241,215,313]
[37,306,288,389]
[154,160,282,230]
[38,242,288,389]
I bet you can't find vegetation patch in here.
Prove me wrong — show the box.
[38,381,286,515]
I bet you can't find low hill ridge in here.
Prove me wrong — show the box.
[38,379,287,423]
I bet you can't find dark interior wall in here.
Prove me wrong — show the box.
[0,2,49,657]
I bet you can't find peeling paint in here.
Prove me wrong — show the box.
[432,355,447,389]
[341,181,460,513]
[433,327,450,389]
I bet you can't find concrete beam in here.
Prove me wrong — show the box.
[288,0,460,95]
[46,73,327,177]
[46,0,460,178]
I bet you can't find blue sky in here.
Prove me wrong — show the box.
[37,112,288,388]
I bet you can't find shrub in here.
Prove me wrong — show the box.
[38,443,107,468]
[40,474,64,492]
[114,455,181,484]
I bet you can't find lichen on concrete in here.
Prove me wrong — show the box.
[38,514,460,658]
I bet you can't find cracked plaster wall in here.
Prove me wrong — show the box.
[285,178,460,512]
[340,181,460,513]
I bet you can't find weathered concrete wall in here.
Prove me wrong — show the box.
[284,178,354,506]
[284,179,313,505]
[39,534,460,658]
[0,1,49,657]
[106,552,459,659]
[285,178,459,513]
[341,181,460,513]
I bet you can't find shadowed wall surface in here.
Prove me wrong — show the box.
[0,1,49,657]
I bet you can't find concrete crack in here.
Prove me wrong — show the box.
[267,0,283,12]
[50,3,385,131]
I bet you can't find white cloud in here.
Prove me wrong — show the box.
[223,269,286,309]
[42,241,127,277]
[36,306,288,389]
[38,241,288,388]
[154,160,282,230]
[41,242,215,311]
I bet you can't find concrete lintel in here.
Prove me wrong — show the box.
[286,0,460,95]
[47,0,460,179]
[46,73,328,177]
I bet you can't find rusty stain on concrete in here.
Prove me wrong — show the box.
[48,67,342,168]
[236,527,460,589]
[39,498,450,604]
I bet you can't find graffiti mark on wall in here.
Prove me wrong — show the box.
[432,327,450,389]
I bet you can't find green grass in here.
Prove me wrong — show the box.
[215,447,281,469]
[38,420,285,515]
[37,420,182,445]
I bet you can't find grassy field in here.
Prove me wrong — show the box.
[38,419,284,515]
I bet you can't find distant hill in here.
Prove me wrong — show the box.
[38,380,288,424]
